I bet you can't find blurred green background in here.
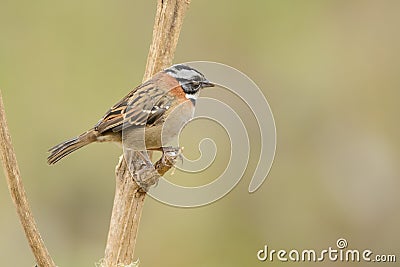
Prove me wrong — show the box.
[1,0,400,266]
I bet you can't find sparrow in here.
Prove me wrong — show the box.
[47,64,214,165]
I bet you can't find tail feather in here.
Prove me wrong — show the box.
[47,129,98,165]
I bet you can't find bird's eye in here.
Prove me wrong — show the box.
[192,81,201,89]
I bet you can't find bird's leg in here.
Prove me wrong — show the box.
[153,147,183,178]
[136,150,155,168]
[148,146,183,165]
[127,148,183,191]
[124,150,157,191]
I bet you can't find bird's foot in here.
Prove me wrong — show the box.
[161,146,183,165]
[129,148,183,192]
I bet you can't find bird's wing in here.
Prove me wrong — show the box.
[94,81,171,134]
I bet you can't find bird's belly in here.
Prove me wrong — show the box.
[123,102,194,150]
[146,119,192,148]
[148,103,194,148]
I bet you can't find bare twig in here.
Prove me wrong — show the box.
[143,0,191,81]
[103,0,190,266]
[0,91,56,267]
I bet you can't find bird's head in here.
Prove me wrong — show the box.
[164,64,214,95]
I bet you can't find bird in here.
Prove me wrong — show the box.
[47,64,214,165]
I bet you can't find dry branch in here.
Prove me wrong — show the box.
[0,1,190,266]
[103,1,191,266]
[0,91,56,267]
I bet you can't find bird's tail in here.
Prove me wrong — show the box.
[47,129,98,165]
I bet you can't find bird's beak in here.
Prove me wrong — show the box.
[202,80,215,88]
